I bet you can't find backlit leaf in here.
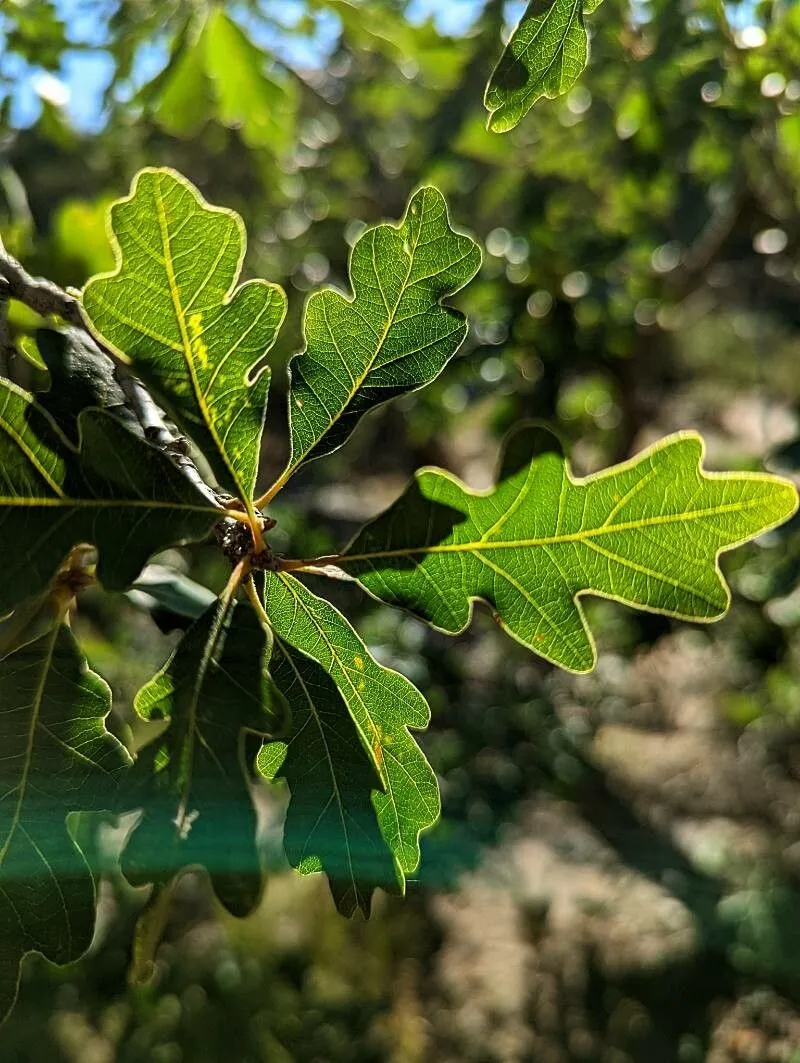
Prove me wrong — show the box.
[269,187,480,497]
[204,8,297,152]
[81,168,287,501]
[0,623,129,1022]
[0,377,220,614]
[485,0,606,133]
[153,17,216,139]
[153,10,296,150]
[258,637,399,917]
[123,596,279,916]
[261,572,439,889]
[342,427,798,673]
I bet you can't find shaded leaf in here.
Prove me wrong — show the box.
[0,623,129,1022]
[261,572,439,887]
[258,638,399,917]
[0,378,219,614]
[272,187,480,494]
[129,565,217,622]
[123,596,279,916]
[342,427,798,673]
[34,327,133,443]
[485,0,606,133]
[81,168,287,500]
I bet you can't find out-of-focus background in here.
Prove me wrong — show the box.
[4,1,800,1059]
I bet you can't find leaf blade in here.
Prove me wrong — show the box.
[258,637,399,917]
[0,623,129,1022]
[123,596,279,915]
[276,187,480,491]
[81,168,287,500]
[0,378,220,614]
[261,573,440,888]
[342,427,799,673]
[485,0,606,133]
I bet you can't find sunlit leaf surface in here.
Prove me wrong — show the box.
[276,187,480,490]
[82,168,286,500]
[260,573,439,897]
[343,427,798,672]
[258,638,398,917]
[485,0,606,132]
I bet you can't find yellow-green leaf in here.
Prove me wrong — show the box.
[258,637,399,917]
[81,168,287,501]
[269,187,480,497]
[261,572,439,893]
[342,427,799,673]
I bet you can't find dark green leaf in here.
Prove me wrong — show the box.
[123,596,280,916]
[258,637,399,917]
[34,327,133,443]
[0,623,129,1022]
[0,378,220,614]
[261,573,439,890]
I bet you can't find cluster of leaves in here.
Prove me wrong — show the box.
[0,0,599,149]
[0,163,796,1027]
[4,0,800,1041]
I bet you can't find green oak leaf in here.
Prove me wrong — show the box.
[0,623,129,1023]
[258,638,399,917]
[81,168,287,502]
[204,7,297,152]
[485,0,606,133]
[0,377,220,614]
[153,18,216,139]
[34,327,133,444]
[341,426,799,673]
[123,596,279,916]
[268,187,480,497]
[153,10,296,150]
[261,572,439,889]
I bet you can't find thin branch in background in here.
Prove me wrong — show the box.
[0,241,223,510]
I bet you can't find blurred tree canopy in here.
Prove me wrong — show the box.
[4,1,800,1061]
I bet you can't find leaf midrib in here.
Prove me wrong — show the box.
[289,193,426,468]
[277,575,387,781]
[0,496,218,514]
[153,174,245,498]
[0,623,60,866]
[170,596,232,832]
[343,497,769,564]
[497,0,582,94]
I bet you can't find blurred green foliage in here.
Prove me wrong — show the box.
[4,0,800,1059]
